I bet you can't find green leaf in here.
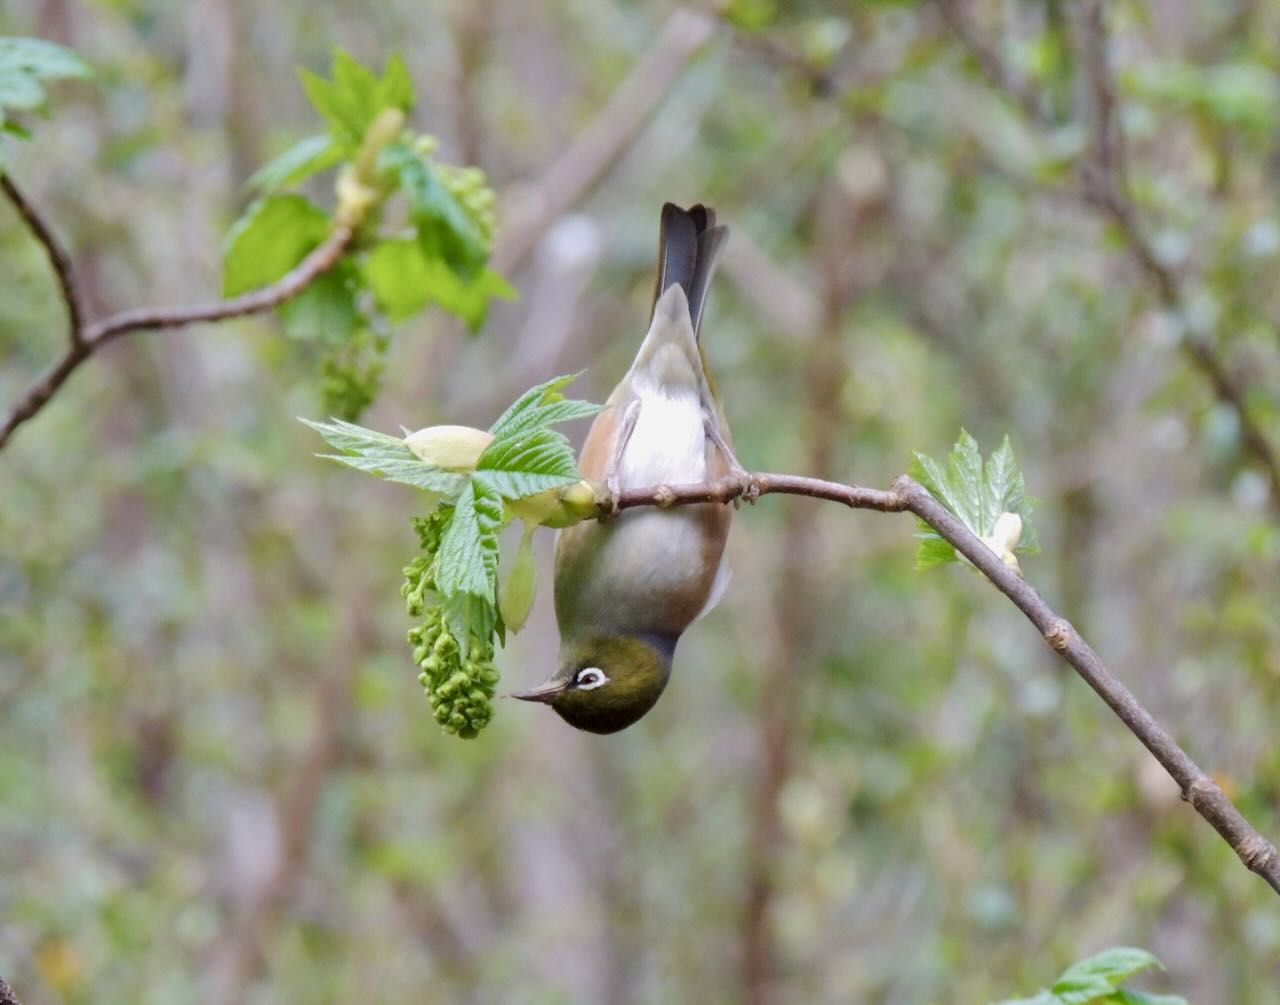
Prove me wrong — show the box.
[278,261,359,342]
[475,428,580,500]
[910,430,1038,569]
[320,452,465,495]
[435,479,503,602]
[300,49,413,152]
[364,238,433,321]
[1049,974,1117,1004]
[0,37,91,134]
[301,417,466,495]
[383,142,488,279]
[0,37,93,82]
[914,535,956,569]
[1112,991,1187,1005]
[365,237,514,330]
[1059,948,1163,988]
[489,372,599,439]
[440,588,500,659]
[247,133,342,191]
[222,194,330,297]
[300,415,405,454]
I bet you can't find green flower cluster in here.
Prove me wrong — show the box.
[401,510,499,738]
[319,329,387,420]
[407,609,499,738]
[435,163,497,246]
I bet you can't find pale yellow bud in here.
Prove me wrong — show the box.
[404,425,494,470]
[980,511,1024,572]
[335,165,379,228]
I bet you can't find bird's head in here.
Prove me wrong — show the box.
[513,633,676,734]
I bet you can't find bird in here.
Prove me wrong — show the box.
[514,202,742,733]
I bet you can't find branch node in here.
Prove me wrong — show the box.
[1043,619,1073,652]
[1239,835,1279,872]
[1183,775,1218,806]
[654,485,677,509]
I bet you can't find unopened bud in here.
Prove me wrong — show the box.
[404,425,494,470]
[980,511,1023,572]
[507,479,602,528]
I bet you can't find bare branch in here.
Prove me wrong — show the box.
[599,469,1280,897]
[0,214,354,452]
[1,173,84,343]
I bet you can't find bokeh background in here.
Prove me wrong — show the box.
[3,1,1280,1003]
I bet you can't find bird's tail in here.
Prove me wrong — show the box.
[652,203,728,338]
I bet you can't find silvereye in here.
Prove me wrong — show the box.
[515,203,742,733]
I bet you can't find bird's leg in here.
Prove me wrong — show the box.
[605,399,642,517]
[704,412,757,504]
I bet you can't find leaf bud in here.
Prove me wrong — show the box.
[404,424,494,470]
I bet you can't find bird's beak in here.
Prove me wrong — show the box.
[510,678,568,704]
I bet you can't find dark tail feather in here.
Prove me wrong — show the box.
[652,202,728,338]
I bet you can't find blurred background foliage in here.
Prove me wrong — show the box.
[2,0,1280,1002]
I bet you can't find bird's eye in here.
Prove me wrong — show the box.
[575,667,608,690]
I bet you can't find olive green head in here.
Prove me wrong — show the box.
[513,633,676,734]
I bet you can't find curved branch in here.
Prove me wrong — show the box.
[0,187,353,452]
[600,470,1280,897]
[1,173,84,342]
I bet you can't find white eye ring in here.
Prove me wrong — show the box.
[575,667,608,690]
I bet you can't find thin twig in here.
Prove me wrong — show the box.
[0,173,84,343]
[0,192,353,452]
[600,470,1280,897]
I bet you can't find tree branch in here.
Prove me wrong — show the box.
[0,173,84,343]
[0,170,354,452]
[599,470,1280,897]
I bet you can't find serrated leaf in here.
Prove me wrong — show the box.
[440,588,499,659]
[320,453,465,495]
[300,49,414,152]
[948,429,984,531]
[911,431,1039,569]
[489,372,599,438]
[383,142,488,280]
[475,427,580,500]
[983,435,1017,533]
[248,133,342,191]
[436,479,503,602]
[1059,948,1163,988]
[300,416,406,454]
[301,417,466,495]
[222,194,330,297]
